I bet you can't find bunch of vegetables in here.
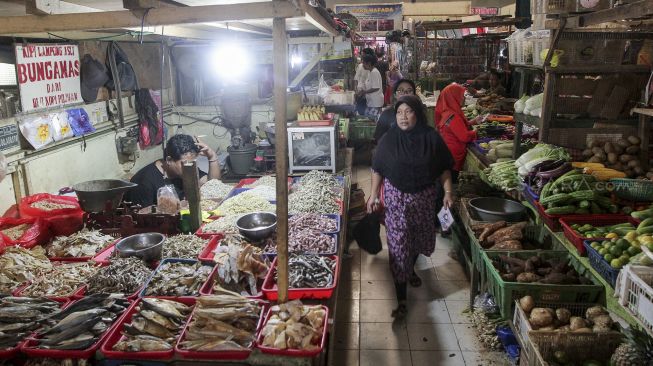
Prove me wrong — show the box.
[516,143,571,178]
[492,254,592,284]
[483,160,520,191]
[582,136,653,179]
[463,104,479,120]
[519,296,616,333]
[539,169,617,215]
[486,140,514,163]
[569,222,636,239]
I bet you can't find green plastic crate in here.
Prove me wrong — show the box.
[483,250,605,318]
[349,124,375,140]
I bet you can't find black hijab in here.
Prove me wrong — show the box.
[372,96,454,193]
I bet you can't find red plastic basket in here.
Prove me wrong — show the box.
[198,260,265,299]
[21,298,127,359]
[197,235,224,263]
[534,200,621,231]
[101,297,195,361]
[560,216,634,255]
[195,220,225,239]
[262,256,339,301]
[235,177,292,189]
[92,242,117,265]
[47,240,117,263]
[255,305,328,357]
[175,299,266,360]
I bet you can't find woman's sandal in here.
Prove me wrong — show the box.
[409,272,422,287]
[391,302,408,319]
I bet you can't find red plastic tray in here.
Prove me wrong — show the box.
[175,299,266,360]
[255,305,328,357]
[101,297,195,361]
[297,120,333,127]
[195,220,225,239]
[235,177,292,189]
[47,240,117,263]
[198,259,264,299]
[21,298,126,359]
[138,259,213,300]
[197,235,224,263]
[533,200,622,231]
[560,216,635,255]
[262,256,339,301]
[92,242,117,265]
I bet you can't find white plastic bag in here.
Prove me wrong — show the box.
[523,93,543,116]
[317,75,330,100]
[514,95,528,114]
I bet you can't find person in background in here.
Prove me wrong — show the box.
[374,78,416,141]
[384,61,403,106]
[375,49,389,95]
[354,48,375,114]
[357,54,384,118]
[468,69,506,97]
[125,134,221,207]
[367,95,454,319]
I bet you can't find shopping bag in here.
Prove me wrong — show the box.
[353,212,382,255]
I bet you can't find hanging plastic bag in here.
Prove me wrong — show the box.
[19,194,84,236]
[50,111,74,142]
[317,75,330,100]
[157,185,180,214]
[0,217,51,249]
[18,114,55,150]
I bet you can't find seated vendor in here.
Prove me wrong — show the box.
[125,134,221,207]
[468,69,506,97]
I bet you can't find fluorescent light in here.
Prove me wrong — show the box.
[211,43,250,81]
[291,54,303,68]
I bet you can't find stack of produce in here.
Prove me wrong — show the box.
[25,360,90,366]
[587,219,653,268]
[297,105,326,121]
[515,143,571,179]
[0,246,52,294]
[1,223,32,241]
[518,296,617,333]
[201,215,241,235]
[248,186,277,202]
[568,222,637,240]
[610,327,653,366]
[46,230,115,258]
[200,199,221,212]
[161,234,208,259]
[259,300,326,351]
[113,298,193,352]
[582,136,653,179]
[212,243,269,297]
[483,160,520,191]
[491,254,592,284]
[200,180,233,200]
[473,221,532,250]
[178,292,262,351]
[217,191,275,215]
[31,294,130,350]
[144,262,212,297]
[539,169,617,215]
[22,262,99,297]
[86,257,152,295]
[0,297,62,350]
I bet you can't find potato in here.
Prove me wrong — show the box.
[626,145,640,155]
[586,306,609,321]
[517,272,541,283]
[616,138,630,148]
[539,326,556,331]
[627,159,641,168]
[614,144,625,155]
[604,142,615,153]
[530,308,555,327]
[519,295,535,313]
[591,140,603,148]
[587,156,603,164]
[569,316,587,331]
[626,169,635,178]
[594,151,607,161]
[620,154,635,163]
[582,149,594,158]
[607,152,618,164]
[635,166,645,176]
[628,135,641,145]
[613,162,625,171]
[592,147,604,155]
[646,172,653,179]
[592,314,613,329]
[558,325,571,332]
[555,308,572,325]
[573,327,593,333]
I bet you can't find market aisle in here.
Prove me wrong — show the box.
[329,165,510,366]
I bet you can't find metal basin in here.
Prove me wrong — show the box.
[116,233,165,262]
[236,212,277,242]
[468,197,526,222]
[73,179,137,213]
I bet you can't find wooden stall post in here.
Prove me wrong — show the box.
[273,14,289,304]
[181,161,202,232]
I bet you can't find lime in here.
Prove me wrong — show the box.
[603,242,612,249]
[610,258,624,269]
[604,254,614,262]
[627,246,641,256]
[617,242,630,251]
[598,248,608,256]
[616,238,630,247]
[620,254,631,262]
[609,246,623,257]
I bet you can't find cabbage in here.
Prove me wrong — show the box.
[523,93,544,115]
[514,94,529,114]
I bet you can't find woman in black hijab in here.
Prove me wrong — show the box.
[366,95,455,318]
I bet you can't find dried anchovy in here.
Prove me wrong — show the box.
[217,191,275,215]
[297,170,340,189]
[0,223,31,241]
[263,231,335,254]
[30,201,77,211]
[144,262,212,297]
[87,257,152,295]
[277,254,335,288]
[243,176,276,188]
[248,185,277,201]
[289,213,337,233]
[23,262,99,297]
[288,190,339,215]
[202,215,241,234]
[200,179,234,200]
[162,234,208,259]
[0,246,52,294]
[46,230,115,258]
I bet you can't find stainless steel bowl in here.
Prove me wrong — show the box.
[236,212,277,242]
[468,197,526,222]
[115,233,165,262]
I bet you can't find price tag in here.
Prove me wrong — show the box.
[438,206,454,231]
[292,132,305,140]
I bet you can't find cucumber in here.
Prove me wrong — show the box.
[638,218,653,229]
[636,225,653,235]
[632,208,653,220]
[614,227,637,236]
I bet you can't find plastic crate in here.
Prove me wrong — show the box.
[533,200,622,231]
[255,305,328,357]
[199,260,264,298]
[513,300,622,365]
[195,219,227,239]
[555,32,627,66]
[616,265,653,334]
[289,213,341,235]
[139,258,214,299]
[610,178,653,202]
[530,333,621,366]
[560,216,634,255]
[583,241,620,288]
[262,255,339,301]
[522,183,540,208]
[196,235,224,263]
[235,177,292,189]
[175,300,266,360]
[483,250,604,318]
[101,297,195,361]
[349,124,375,140]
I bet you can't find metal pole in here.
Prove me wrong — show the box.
[272,15,289,304]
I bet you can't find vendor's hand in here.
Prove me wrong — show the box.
[195,137,217,161]
[443,191,455,210]
[367,195,380,214]
[356,90,366,98]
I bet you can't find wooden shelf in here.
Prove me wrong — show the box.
[632,107,653,117]
[545,65,651,74]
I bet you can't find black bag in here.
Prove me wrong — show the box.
[353,212,382,254]
[105,42,138,91]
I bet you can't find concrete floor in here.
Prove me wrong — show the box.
[328,165,510,366]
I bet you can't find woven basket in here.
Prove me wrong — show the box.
[610,178,653,202]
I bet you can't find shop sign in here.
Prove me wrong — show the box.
[0,124,18,151]
[334,3,402,37]
[14,43,82,113]
[470,7,499,15]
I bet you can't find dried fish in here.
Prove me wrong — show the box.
[46,230,115,258]
[263,231,335,254]
[217,191,275,215]
[289,213,338,233]
[212,243,269,297]
[297,170,340,189]
[248,185,277,201]
[25,359,89,366]
[22,262,99,297]
[0,223,31,241]
[202,214,241,235]
[278,254,335,288]
[33,294,129,351]
[0,246,52,294]
[144,262,212,297]
[288,172,341,214]
[243,175,276,188]
[0,297,61,350]
[30,201,77,211]
[113,298,192,352]
[178,292,261,351]
[162,234,208,259]
[200,179,234,200]
[86,257,152,295]
[259,300,326,351]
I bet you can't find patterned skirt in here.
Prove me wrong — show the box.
[383,179,438,283]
